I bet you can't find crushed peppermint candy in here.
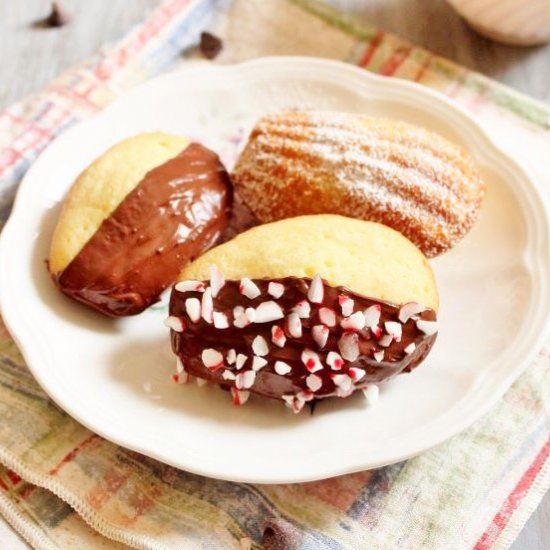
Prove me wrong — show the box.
[384,321,402,342]
[201,348,223,370]
[252,356,268,371]
[327,351,344,370]
[292,300,311,318]
[235,353,247,370]
[209,265,225,298]
[399,302,427,323]
[254,301,284,323]
[318,307,336,327]
[271,325,286,347]
[274,361,292,375]
[213,311,229,329]
[231,387,250,406]
[363,385,379,406]
[301,349,323,372]
[175,280,205,293]
[312,324,329,349]
[286,312,303,338]
[170,272,437,411]
[268,281,284,298]
[306,373,323,392]
[339,295,354,316]
[364,304,381,328]
[338,332,359,361]
[307,274,324,303]
[164,316,184,332]
[416,319,439,335]
[201,288,214,323]
[236,370,256,390]
[185,297,201,323]
[252,335,269,356]
[239,278,261,299]
[340,311,365,332]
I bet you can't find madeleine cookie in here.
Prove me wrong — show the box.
[231,111,486,257]
[166,215,439,412]
[49,133,233,316]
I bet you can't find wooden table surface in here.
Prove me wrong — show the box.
[0,1,548,548]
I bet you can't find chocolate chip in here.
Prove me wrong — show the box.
[46,2,71,27]
[199,32,223,60]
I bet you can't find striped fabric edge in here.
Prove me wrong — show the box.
[0,447,167,550]
[479,438,550,550]
[291,0,550,129]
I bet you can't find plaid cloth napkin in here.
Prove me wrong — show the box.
[0,0,549,548]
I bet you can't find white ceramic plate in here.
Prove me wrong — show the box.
[1,57,550,483]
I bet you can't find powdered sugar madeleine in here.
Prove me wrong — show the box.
[166,215,439,413]
[49,133,233,316]
[232,111,485,257]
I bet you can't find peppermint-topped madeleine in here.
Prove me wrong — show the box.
[166,215,439,412]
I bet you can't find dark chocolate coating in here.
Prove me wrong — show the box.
[55,143,233,316]
[169,277,437,402]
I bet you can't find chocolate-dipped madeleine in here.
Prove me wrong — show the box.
[166,215,439,412]
[49,133,233,316]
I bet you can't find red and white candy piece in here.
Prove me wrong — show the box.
[213,311,229,329]
[274,361,292,375]
[282,394,305,414]
[235,353,247,370]
[209,265,225,298]
[338,332,360,361]
[201,288,213,324]
[349,367,366,382]
[399,302,427,323]
[164,316,184,332]
[416,319,439,335]
[327,351,344,370]
[301,349,323,373]
[172,371,190,384]
[312,324,329,349]
[175,280,205,293]
[239,278,261,300]
[252,335,269,356]
[185,297,201,323]
[286,312,303,339]
[373,350,384,363]
[292,300,311,319]
[307,274,324,304]
[201,348,223,371]
[231,387,250,406]
[332,373,353,392]
[254,301,284,323]
[236,370,256,390]
[340,311,365,332]
[378,334,393,348]
[271,325,286,348]
[364,305,381,328]
[222,370,236,381]
[318,307,336,327]
[233,306,254,328]
[404,342,416,355]
[339,295,354,317]
[306,373,323,392]
[384,321,402,342]
[252,356,268,371]
[268,282,284,299]
[227,349,236,365]
[362,384,379,406]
